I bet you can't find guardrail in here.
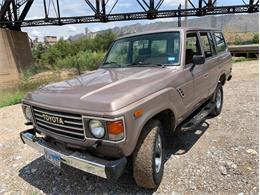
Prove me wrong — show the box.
[229,44,259,58]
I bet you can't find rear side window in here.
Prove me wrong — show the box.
[200,32,214,58]
[213,32,227,53]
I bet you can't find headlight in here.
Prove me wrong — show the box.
[89,120,105,139]
[22,104,33,121]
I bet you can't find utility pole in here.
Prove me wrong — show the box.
[178,4,181,27]
[184,0,188,27]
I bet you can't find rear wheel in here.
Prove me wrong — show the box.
[210,83,223,116]
[133,120,165,189]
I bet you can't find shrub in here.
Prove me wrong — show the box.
[252,33,259,44]
[55,50,105,71]
[22,65,49,79]
[32,30,116,70]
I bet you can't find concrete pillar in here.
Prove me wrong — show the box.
[0,28,33,87]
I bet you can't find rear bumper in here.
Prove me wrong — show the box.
[20,129,127,181]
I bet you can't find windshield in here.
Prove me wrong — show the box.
[102,32,180,68]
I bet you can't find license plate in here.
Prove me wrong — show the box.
[44,148,61,167]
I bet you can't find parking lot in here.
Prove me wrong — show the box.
[0,60,258,194]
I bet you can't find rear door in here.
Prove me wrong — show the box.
[198,31,217,96]
[210,32,231,94]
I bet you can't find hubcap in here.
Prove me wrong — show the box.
[216,88,222,110]
[155,134,162,173]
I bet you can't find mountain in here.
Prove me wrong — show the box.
[69,13,259,40]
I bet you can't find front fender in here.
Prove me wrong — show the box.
[115,87,185,156]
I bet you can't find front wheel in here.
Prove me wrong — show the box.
[132,120,165,189]
[210,83,223,116]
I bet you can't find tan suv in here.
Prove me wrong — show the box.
[20,28,232,189]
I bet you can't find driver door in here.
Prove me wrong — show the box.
[185,32,209,108]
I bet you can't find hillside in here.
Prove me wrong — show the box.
[69,13,259,40]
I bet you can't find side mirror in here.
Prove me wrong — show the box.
[192,55,205,65]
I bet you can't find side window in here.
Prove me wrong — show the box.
[186,33,201,65]
[213,32,227,53]
[208,32,216,55]
[200,32,214,58]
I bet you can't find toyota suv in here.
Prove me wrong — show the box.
[20,28,232,189]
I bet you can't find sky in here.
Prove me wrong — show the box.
[21,0,245,40]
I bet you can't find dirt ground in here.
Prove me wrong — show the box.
[0,60,258,194]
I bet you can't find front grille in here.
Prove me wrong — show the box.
[32,106,85,140]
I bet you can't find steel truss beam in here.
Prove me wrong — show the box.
[0,0,34,30]
[0,0,259,30]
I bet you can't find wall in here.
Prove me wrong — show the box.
[0,28,33,88]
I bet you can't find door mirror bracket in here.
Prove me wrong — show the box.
[192,55,205,66]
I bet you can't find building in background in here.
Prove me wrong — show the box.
[44,36,58,46]
[85,28,97,39]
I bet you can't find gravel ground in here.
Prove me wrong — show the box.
[0,60,258,194]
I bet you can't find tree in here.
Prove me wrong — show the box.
[252,33,259,44]
[32,43,46,60]
[32,30,117,70]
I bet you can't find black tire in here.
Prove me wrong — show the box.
[132,120,165,189]
[210,83,223,116]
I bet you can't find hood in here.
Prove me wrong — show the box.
[24,67,179,112]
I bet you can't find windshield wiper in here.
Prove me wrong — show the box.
[102,61,122,68]
[130,62,166,68]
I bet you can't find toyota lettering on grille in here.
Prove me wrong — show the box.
[42,114,64,125]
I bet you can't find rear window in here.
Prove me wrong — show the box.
[213,32,227,53]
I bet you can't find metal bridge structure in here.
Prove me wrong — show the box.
[0,0,259,31]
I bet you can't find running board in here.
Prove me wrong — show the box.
[180,102,214,132]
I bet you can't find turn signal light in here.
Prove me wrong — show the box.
[106,120,124,141]
[134,109,144,118]
[107,120,124,134]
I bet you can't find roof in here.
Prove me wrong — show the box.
[117,27,221,39]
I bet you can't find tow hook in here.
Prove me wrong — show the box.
[32,135,40,142]
[92,140,102,149]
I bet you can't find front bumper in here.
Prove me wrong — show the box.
[20,129,127,181]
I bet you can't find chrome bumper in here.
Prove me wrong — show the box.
[20,129,127,181]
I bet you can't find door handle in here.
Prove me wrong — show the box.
[204,73,209,78]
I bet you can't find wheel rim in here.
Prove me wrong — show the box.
[155,134,162,173]
[216,88,222,110]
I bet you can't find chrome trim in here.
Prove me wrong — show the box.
[82,116,126,144]
[35,117,83,131]
[37,126,84,141]
[37,122,84,136]
[64,120,83,126]
[20,131,106,178]
[32,107,85,140]
[30,106,126,143]
[33,108,82,120]
[22,104,33,122]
